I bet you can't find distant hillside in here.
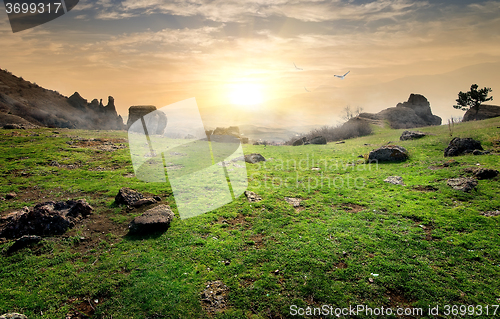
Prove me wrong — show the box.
[236,124,324,143]
[0,69,125,130]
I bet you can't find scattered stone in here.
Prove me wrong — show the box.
[472,168,498,180]
[446,178,478,192]
[336,141,345,144]
[153,196,161,202]
[400,130,426,141]
[49,160,60,167]
[284,197,301,207]
[131,198,157,207]
[472,150,490,155]
[0,313,28,319]
[444,137,483,157]
[244,153,266,164]
[384,176,405,185]
[308,136,327,145]
[368,145,409,162]
[0,199,92,239]
[7,235,42,254]
[481,210,500,217]
[201,281,229,314]
[5,192,16,200]
[115,187,144,206]
[128,205,174,235]
[244,191,262,203]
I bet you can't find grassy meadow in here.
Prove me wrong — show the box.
[1,118,500,318]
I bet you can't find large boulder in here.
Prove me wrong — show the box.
[244,153,266,164]
[355,94,441,129]
[0,200,92,239]
[400,130,426,141]
[292,137,306,146]
[127,105,167,135]
[368,145,409,162]
[128,205,174,235]
[309,136,327,145]
[444,137,483,157]
[463,104,500,122]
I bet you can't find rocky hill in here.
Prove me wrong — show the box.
[0,68,125,130]
[463,104,500,122]
[352,94,442,129]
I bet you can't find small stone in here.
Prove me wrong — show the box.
[244,153,266,164]
[284,197,301,207]
[128,204,174,235]
[384,176,404,185]
[0,314,28,319]
[244,191,262,202]
[131,197,156,207]
[447,178,478,192]
[5,193,16,200]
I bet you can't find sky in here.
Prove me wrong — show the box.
[1,0,500,128]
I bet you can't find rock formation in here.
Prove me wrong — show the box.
[353,94,441,129]
[368,145,409,162]
[463,104,500,122]
[127,105,167,135]
[0,68,125,130]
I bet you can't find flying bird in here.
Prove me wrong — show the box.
[334,71,350,80]
[293,62,303,70]
[304,87,310,92]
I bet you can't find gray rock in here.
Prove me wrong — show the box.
[309,136,327,145]
[127,105,167,135]
[128,205,174,235]
[447,178,478,192]
[400,130,426,141]
[368,145,409,162]
[292,137,306,146]
[0,313,28,319]
[7,235,42,254]
[384,176,405,185]
[115,187,144,206]
[463,104,500,122]
[244,191,262,202]
[284,197,301,207]
[473,168,499,180]
[244,153,266,164]
[0,199,92,239]
[444,137,482,157]
[131,197,157,207]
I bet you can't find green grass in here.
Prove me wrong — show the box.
[0,119,499,318]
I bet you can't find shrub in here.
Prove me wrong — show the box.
[286,119,372,145]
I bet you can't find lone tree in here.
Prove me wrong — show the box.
[454,84,493,120]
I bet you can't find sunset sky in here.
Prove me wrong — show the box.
[1,0,499,128]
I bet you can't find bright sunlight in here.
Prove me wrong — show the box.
[228,83,264,106]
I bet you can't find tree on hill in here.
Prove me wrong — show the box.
[342,105,363,121]
[454,84,493,120]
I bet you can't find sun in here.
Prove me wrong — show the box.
[228,83,264,106]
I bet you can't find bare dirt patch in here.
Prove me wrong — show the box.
[201,281,229,315]
[67,138,127,152]
[412,185,438,192]
[338,203,366,213]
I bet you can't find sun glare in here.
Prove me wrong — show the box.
[228,83,263,106]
